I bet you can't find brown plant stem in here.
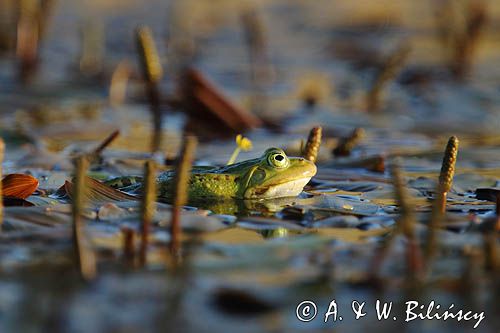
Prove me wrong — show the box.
[136,25,163,153]
[93,130,120,156]
[366,44,410,112]
[16,0,39,83]
[333,127,365,157]
[170,136,197,259]
[72,156,96,281]
[140,160,156,267]
[121,227,136,266]
[391,159,423,280]
[109,60,131,107]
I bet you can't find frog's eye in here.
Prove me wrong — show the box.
[268,152,289,168]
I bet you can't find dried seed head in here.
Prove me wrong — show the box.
[424,136,459,273]
[302,126,322,163]
[438,136,459,193]
[136,25,163,83]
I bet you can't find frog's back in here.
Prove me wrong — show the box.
[157,169,240,199]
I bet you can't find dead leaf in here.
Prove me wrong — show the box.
[2,174,39,199]
[64,177,138,205]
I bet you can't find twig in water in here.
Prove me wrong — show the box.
[109,60,131,107]
[136,25,163,153]
[482,196,499,272]
[79,19,104,76]
[93,130,120,156]
[240,5,272,114]
[369,158,422,281]
[140,160,156,267]
[366,44,411,112]
[453,1,487,80]
[16,0,40,83]
[0,0,16,53]
[391,158,423,281]
[170,136,197,259]
[38,0,56,40]
[72,156,96,281]
[121,227,136,266]
[302,126,322,163]
[333,127,365,157]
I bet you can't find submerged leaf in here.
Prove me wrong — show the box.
[2,174,39,199]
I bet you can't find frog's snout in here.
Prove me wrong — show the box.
[299,158,317,177]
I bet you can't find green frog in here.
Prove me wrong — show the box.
[107,148,316,201]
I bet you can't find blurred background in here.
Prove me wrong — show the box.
[0,1,499,332]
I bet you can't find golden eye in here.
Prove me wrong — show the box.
[268,153,289,168]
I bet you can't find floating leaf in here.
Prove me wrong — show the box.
[2,174,39,199]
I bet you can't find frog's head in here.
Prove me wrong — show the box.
[238,148,317,199]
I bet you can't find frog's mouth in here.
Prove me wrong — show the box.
[243,176,312,199]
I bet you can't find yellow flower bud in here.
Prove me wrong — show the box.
[236,134,253,151]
